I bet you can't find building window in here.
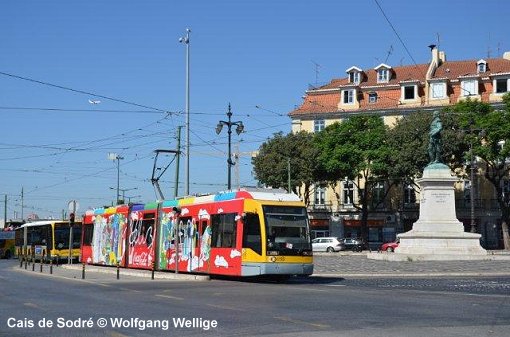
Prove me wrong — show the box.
[404,184,416,204]
[402,85,416,100]
[372,182,385,205]
[349,72,360,84]
[495,78,509,94]
[314,186,326,206]
[343,181,354,205]
[343,89,355,104]
[314,119,325,133]
[502,180,510,204]
[477,61,486,73]
[461,79,478,96]
[430,82,446,99]
[368,92,378,103]
[377,69,389,83]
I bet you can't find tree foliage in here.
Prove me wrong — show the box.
[443,96,510,249]
[314,115,392,241]
[251,131,318,204]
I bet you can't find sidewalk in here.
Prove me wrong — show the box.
[13,260,209,282]
[312,251,510,278]
[11,252,510,280]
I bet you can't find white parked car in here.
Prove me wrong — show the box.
[311,237,345,252]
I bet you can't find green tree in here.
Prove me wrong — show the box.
[252,131,318,205]
[444,96,510,249]
[387,110,466,203]
[314,115,392,242]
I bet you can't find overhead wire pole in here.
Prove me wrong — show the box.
[174,126,182,198]
[179,28,191,196]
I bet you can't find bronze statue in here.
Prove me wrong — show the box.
[428,111,443,164]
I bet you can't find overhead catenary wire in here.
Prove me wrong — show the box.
[0,71,172,113]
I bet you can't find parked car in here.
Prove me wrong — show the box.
[380,238,400,252]
[340,238,367,252]
[311,237,345,252]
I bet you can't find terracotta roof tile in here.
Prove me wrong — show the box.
[290,55,510,117]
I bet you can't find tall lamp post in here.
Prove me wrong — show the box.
[179,28,191,196]
[216,104,244,190]
[108,153,124,204]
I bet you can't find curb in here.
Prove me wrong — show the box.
[62,264,210,281]
[312,272,510,278]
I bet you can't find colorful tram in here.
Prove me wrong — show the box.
[81,189,313,277]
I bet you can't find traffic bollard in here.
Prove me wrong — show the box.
[116,262,120,280]
[151,260,155,280]
[32,256,35,271]
[50,258,53,274]
[82,263,85,280]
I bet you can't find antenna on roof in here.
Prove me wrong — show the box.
[311,60,321,87]
[384,45,393,63]
[436,33,441,49]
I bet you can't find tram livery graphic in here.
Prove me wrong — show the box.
[81,189,313,277]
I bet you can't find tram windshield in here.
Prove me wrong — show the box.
[263,205,311,254]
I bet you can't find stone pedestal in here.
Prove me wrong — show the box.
[371,163,487,261]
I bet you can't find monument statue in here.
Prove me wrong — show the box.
[428,110,443,164]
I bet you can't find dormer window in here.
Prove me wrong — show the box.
[477,59,487,73]
[378,69,389,82]
[346,66,362,84]
[375,64,392,83]
[349,72,360,84]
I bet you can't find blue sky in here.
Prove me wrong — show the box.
[1,0,509,219]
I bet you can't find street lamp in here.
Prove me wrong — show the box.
[179,28,191,196]
[108,153,124,205]
[110,187,137,204]
[216,104,244,190]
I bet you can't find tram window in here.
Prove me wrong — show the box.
[142,213,155,247]
[242,213,261,255]
[211,213,237,248]
[83,225,94,245]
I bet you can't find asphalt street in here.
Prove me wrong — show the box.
[0,254,509,337]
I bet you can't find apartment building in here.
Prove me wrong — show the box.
[289,47,510,248]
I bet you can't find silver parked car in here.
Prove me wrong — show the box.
[311,237,345,252]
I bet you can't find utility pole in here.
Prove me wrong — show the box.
[174,126,182,199]
[21,187,24,221]
[287,157,291,193]
[4,195,7,228]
